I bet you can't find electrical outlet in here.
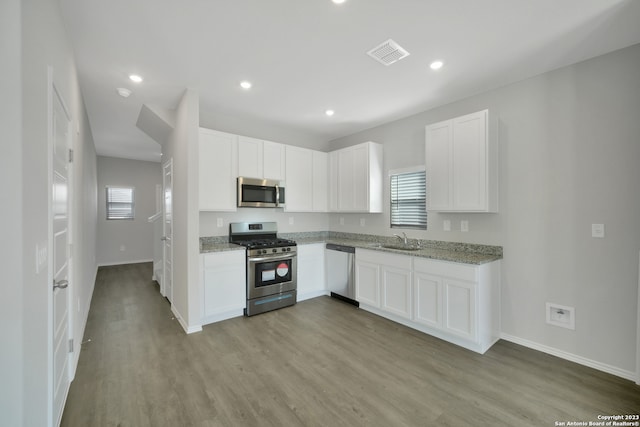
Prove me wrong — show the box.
[216,218,223,227]
[339,217,345,226]
[443,220,451,231]
[289,217,294,225]
[119,245,126,252]
[546,303,575,330]
[591,223,604,238]
[360,218,366,227]
[461,220,469,232]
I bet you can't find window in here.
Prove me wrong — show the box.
[390,168,427,230]
[106,186,135,220]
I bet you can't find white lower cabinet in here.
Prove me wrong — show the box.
[297,243,327,301]
[201,250,246,325]
[356,248,500,354]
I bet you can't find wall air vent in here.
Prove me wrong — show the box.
[366,39,410,66]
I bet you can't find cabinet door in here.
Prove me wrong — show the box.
[413,272,442,329]
[199,129,237,211]
[263,140,285,181]
[452,111,487,210]
[337,147,355,211]
[284,146,313,211]
[355,259,380,307]
[425,120,452,211]
[202,251,246,318]
[297,244,326,301]
[381,265,412,319]
[328,151,338,211]
[312,151,328,212]
[352,143,369,212]
[443,279,477,341]
[238,136,263,178]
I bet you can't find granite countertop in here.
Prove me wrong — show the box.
[200,232,502,265]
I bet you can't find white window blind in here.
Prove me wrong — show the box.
[106,186,135,220]
[390,169,427,229]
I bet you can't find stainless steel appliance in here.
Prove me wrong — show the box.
[237,177,285,208]
[230,222,297,316]
[326,243,358,306]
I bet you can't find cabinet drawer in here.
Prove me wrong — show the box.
[413,257,477,282]
[356,248,412,270]
[202,250,245,269]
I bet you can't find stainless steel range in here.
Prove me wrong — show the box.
[229,222,297,316]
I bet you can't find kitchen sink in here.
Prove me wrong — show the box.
[381,244,422,251]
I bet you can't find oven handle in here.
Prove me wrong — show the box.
[249,253,296,263]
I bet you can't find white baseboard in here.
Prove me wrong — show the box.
[97,258,153,267]
[297,290,329,302]
[171,305,202,334]
[500,333,636,382]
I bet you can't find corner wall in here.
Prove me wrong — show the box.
[21,0,99,425]
[328,44,640,377]
[1,0,24,425]
[162,89,201,332]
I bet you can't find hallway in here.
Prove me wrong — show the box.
[62,263,639,426]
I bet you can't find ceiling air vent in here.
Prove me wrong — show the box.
[367,39,410,66]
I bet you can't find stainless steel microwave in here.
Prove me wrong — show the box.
[237,177,285,208]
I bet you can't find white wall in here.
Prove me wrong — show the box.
[162,89,201,332]
[328,44,640,376]
[1,0,23,424]
[96,156,161,266]
[199,110,330,151]
[200,210,329,237]
[20,0,98,425]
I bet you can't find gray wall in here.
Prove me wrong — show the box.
[19,0,99,425]
[328,44,640,374]
[1,0,23,424]
[97,156,161,266]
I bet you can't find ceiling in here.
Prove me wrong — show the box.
[60,0,640,163]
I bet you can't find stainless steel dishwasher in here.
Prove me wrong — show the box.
[325,243,358,306]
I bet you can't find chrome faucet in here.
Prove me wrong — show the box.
[393,232,408,245]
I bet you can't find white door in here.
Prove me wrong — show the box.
[51,78,72,427]
[162,159,173,302]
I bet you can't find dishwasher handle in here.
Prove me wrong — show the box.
[326,243,356,254]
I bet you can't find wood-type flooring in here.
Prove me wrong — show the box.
[61,263,639,426]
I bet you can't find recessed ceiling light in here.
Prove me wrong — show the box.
[430,60,444,70]
[129,74,143,83]
[116,87,132,98]
[332,0,346,4]
[240,81,252,89]
[325,109,335,116]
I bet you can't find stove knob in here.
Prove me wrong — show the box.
[286,247,291,252]
[262,249,267,254]
[272,248,278,253]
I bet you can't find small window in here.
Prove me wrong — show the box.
[390,168,427,230]
[106,186,135,220]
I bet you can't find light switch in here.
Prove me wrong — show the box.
[443,220,451,231]
[591,223,605,238]
[461,220,469,232]
[216,218,223,227]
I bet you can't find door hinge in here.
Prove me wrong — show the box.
[68,339,74,353]
[68,148,74,163]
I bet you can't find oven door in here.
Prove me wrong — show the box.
[248,253,297,299]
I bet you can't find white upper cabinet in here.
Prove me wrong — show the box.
[284,146,328,212]
[238,136,285,181]
[425,110,498,212]
[199,128,238,211]
[330,141,383,213]
[263,140,286,181]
